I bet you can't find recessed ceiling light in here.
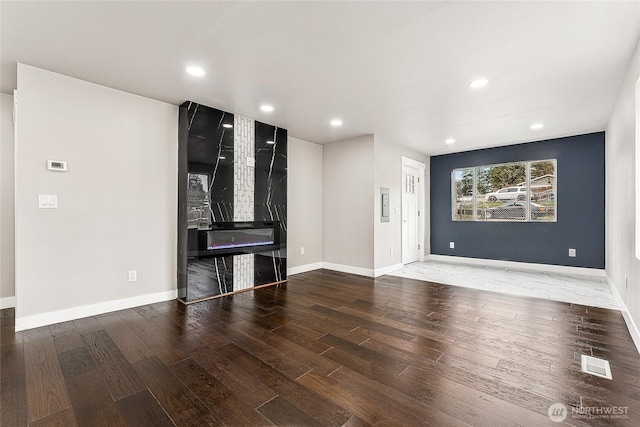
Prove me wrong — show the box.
[186,66,205,77]
[260,105,274,112]
[218,156,226,160]
[530,123,544,130]
[330,119,343,127]
[266,140,275,145]
[445,138,456,145]
[469,78,488,89]
[222,123,233,129]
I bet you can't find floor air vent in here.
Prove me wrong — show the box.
[581,355,612,380]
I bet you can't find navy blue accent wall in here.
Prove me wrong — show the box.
[430,132,605,268]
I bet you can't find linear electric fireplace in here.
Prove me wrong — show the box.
[188,221,281,257]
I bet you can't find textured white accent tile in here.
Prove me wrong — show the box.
[234,254,255,291]
[388,261,617,310]
[234,115,254,221]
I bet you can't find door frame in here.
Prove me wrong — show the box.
[401,156,426,265]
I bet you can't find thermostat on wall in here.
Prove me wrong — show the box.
[47,160,67,171]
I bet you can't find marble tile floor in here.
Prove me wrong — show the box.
[388,260,619,310]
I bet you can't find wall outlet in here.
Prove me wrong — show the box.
[449,242,455,249]
[128,270,137,282]
[568,248,576,257]
[38,194,58,209]
[300,247,305,255]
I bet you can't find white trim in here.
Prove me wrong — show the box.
[607,275,626,310]
[288,262,402,278]
[636,76,640,260]
[620,309,640,357]
[607,275,640,356]
[374,263,403,277]
[426,254,607,278]
[0,296,16,309]
[288,262,323,276]
[15,290,177,332]
[14,89,20,324]
[322,262,375,278]
[401,156,426,171]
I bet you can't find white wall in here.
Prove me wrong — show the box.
[15,64,178,330]
[1,93,15,308]
[323,135,375,271]
[606,39,640,348]
[287,137,323,272]
[373,136,429,271]
[322,134,429,276]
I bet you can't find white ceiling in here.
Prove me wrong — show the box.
[1,1,638,155]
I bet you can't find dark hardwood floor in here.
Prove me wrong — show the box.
[2,269,640,426]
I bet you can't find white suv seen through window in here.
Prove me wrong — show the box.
[484,186,527,202]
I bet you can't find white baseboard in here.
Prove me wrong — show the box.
[288,262,403,278]
[426,254,607,278]
[374,263,403,278]
[0,296,16,309]
[607,276,640,356]
[15,290,177,332]
[288,262,324,276]
[322,262,375,278]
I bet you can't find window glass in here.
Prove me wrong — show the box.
[477,163,526,222]
[404,173,416,194]
[452,168,474,220]
[454,160,556,222]
[530,160,556,222]
[188,173,211,229]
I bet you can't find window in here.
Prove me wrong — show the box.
[188,173,211,229]
[404,173,416,194]
[452,160,556,222]
[453,168,473,220]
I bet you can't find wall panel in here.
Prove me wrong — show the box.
[178,102,287,302]
[430,132,605,268]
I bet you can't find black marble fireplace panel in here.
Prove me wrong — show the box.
[178,102,287,303]
[186,102,234,223]
[255,121,287,251]
[254,251,286,286]
[185,256,234,302]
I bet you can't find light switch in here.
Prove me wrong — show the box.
[38,194,58,209]
[47,160,67,171]
[247,157,255,167]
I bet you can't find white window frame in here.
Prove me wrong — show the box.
[452,159,557,222]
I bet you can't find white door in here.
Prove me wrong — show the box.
[402,168,420,264]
